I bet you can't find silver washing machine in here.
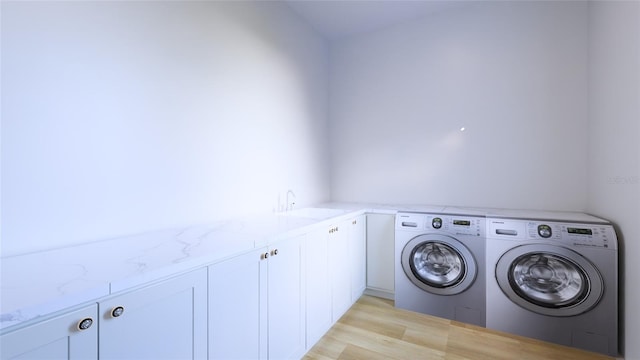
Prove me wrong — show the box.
[486,216,618,357]
[395,212,486,327]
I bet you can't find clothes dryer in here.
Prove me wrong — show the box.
[395,212,486,327]
[486,216,618,357]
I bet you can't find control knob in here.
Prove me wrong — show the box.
[432,218,442,229]
[538,225,552,238]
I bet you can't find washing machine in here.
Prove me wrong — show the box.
[486,216,618,357]
[395,212,486,327]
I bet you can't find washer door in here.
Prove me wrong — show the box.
[495,244,604,317]
[401,234,477,295]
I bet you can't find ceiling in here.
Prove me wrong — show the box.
[285,0,467,40]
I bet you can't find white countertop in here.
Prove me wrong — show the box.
[1,206,371,332]
[0,202,610,332]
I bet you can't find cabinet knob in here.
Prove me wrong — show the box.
[271,249,278,256]
[77,317,94,331]
[262,252,269,260]
[111,306,125,318]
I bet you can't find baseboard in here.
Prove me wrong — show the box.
[364,288,394,300]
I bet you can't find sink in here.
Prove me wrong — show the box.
[278,207,347,220]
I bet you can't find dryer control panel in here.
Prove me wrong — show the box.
[528,222,616,249]
[488,218,616,250]
[396,212,484,237]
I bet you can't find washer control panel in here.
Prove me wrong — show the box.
[396,212,484,237]
[527,222,616,249]
[488,218,616,250]
[537,224,552,238]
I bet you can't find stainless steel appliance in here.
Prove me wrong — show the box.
[395,212,486,327]
[486,215,618,356]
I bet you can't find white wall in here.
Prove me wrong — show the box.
[1,1,330,256]
[329,1,589,211]
[587,1,640,359]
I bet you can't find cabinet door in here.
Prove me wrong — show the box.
[304,229,332,349]
[366,214,396,298]
[209,248,268,360]
[1,304,98,360]
[99,268,207,360]
[329,222,351,322]
[349,215,367,302]
[268,235,305,360]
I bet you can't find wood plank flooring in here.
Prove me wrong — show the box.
[303,296,614,360]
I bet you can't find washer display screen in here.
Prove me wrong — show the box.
[567,227,593,235]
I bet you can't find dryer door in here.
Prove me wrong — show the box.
[495,244,604,317]
[401,234,477,295]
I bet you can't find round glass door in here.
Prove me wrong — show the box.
[411,242,465,287]
[401,234,476,295]
[496,244,603,317]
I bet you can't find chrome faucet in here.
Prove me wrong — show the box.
[286,190,297,211]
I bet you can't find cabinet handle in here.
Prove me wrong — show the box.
[77,317,94,331]
[110,306,125,318]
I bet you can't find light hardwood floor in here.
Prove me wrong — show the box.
[303,295,614,360]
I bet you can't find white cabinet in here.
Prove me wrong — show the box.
[305,214,366,350]
[324,214,368,324]
[1,304,98,360]
[304,228,332,348]
[348,215,366,302]
[209,247,267,360]
[209,235,305,360]
[1,209,373,360]
[267,235,305,360]
[365,213,396,299]
[98,268,207,360]
[328,221,351,322]
[1,268,207,360]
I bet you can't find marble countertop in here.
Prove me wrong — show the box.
[1,205,377,332]
[1,202,609,332]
